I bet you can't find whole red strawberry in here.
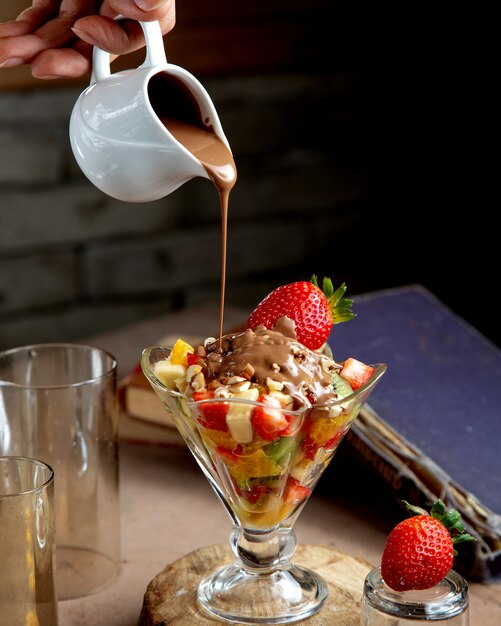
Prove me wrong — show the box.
[246,275,355,350]
[381,501,475,591]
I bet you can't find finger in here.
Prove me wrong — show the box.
[31,45,91,78]
[0,0,59,38]
[0,0,60,36]
[73,13,174,56]
[33,0,100,48]
[0,0,97,65]
[0,21,34,38]
[103,0,175,25]
[72,16,140,53]
[0,34,47,65]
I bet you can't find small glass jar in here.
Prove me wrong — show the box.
[361,566,469,624]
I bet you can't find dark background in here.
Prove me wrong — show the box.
[0,1,496,348]
[168,1,495,345]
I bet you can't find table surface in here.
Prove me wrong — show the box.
[60,303,501,626]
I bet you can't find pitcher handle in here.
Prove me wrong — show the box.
[91,18,167,85]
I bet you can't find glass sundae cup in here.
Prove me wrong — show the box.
[142,344,386,624]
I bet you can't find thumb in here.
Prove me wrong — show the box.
[104,0,174,19]
[133,0,167,10]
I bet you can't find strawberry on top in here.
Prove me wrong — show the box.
[247,275,355,350]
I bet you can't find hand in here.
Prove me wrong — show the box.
[0,0,175,79]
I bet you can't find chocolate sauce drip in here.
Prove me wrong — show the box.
[149,73,237,347]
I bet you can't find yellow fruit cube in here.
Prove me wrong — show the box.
[169,339,194,366]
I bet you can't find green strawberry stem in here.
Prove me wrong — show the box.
[403,499,476,556]
[310,275,356,325]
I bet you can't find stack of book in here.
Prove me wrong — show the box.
[120,285,501,582]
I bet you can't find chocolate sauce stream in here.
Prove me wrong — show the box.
[149,73,237,348]
[218,189,230,344]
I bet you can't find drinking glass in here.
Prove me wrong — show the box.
[361,566,469,624]
[0,456,58,626]
[0,343,120,600]
[142,345,386,624]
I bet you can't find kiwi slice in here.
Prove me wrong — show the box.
[264,436,298,465]
[235,475,282,491]
[332,372,353,397]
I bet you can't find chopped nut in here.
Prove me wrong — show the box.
[291,345,306,361]
[186,364,202,383]
[230,380,251,393]
[207,379,223,391]
[174,377,187,393]
[266,377,284,392]
[227,376,247,385]
[271,363,281,373]
[339,401,351,414]
[328,405,343,418]
[204,337,217,349]
[269,390,294,409]
[241,363,255,380]
[321,357,335,374]
[191,373,206,391]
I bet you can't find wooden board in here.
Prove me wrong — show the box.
[138,543,372,625]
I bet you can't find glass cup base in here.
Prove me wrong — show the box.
[362,566,469,624]
[198,562,329,624]
[56,546,120,600]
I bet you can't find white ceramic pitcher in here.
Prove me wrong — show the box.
[69,20,231,202]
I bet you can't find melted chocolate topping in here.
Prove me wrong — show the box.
[205,317,338,408]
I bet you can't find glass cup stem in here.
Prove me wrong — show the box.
[230,525,297,572]
[198,524,328,624]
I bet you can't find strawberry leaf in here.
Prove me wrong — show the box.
[310,276,356,325]
[442,509,461,529]
[327,282,356,325]
[452,533,477,544]
[448,520,465,533]
[403,500,429,517]
[430,500,446,521]
[322,276,335,299]
[404,499,477,547]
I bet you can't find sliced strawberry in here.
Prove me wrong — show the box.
[216,446,242,463]
[251,395,289,441]
[304,429,345,460]
[302,435,319,460]
[187,352,205,367]
[281,413,296,436]
[324,430,344,450]
[193,390,229,431]
[238,484,272,505]
[339,357,375,390]
[284,478,312,505]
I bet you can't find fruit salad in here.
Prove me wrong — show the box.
[153,277,377,528]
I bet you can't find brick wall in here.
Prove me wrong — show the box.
[1,0,493,349]
[0,72,372,350]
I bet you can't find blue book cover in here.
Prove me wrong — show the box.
[327,284,501,581]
